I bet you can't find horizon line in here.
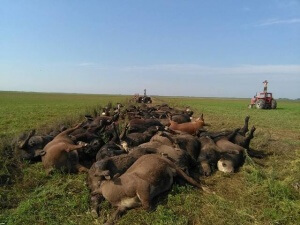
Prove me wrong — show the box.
[0,90,298,100]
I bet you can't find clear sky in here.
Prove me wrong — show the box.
[1,0,299,98]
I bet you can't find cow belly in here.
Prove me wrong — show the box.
[118,196,141,209]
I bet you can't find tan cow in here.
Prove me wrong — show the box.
[41,123,88,174]
[169,114,205,135]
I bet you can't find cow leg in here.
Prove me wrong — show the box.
[239,116,250,136]
[136,183,151,210]
[243,126,256,149]
[90,193,104,217]
[56,122,84,138]
[105,206,127,225]
[214,145,239,155]
[67,151,87,173]
[65,143,87,152]
[227,128,240,142]
[247,126,256,139]
[18,129,36,149]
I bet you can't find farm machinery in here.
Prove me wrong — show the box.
[249,80,277,109]
[134,89,152,104]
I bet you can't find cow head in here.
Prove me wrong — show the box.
[217,158,234,173]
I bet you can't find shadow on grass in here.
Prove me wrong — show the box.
[248,148,271,159]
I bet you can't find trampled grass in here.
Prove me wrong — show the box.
[0,93,299,225]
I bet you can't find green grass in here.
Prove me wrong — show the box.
[5,172,93,225]
[0,91,130,137]
[0,93,299,225]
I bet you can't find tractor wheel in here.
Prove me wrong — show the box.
[256,99,265,109]
[271,99,277,109]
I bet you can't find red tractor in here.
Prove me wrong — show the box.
[249,92,277,109]
[249,80,277,109]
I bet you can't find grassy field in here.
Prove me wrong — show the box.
[0,91,130,138]
[0,92,299,225]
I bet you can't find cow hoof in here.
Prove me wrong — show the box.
[91,209,98,218]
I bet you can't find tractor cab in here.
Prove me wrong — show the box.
[257,92,273,103]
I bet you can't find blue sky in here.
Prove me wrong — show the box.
[1,0,299,98]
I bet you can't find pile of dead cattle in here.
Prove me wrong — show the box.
[16,102,256,224]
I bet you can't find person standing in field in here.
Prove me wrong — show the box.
[263,80,268,92]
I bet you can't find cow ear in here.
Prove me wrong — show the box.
[200,114,204,120]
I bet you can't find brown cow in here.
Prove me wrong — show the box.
[214,129,246,173]
[198,136,221,176]
[88,147,157,216]
[91,154,202,224]
[169,114,205,135]
[41,123,88,174]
